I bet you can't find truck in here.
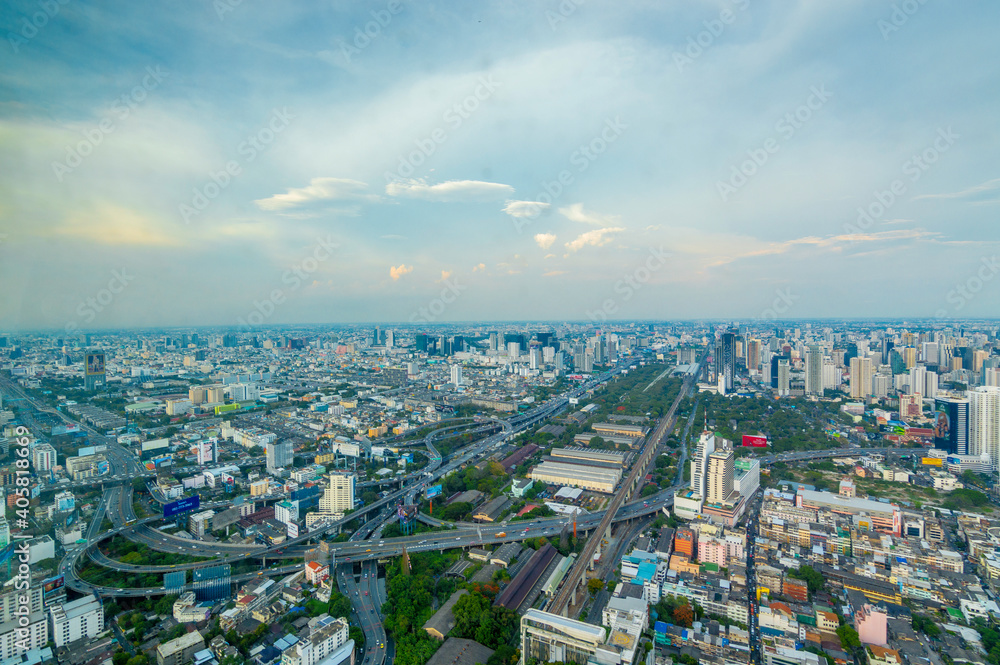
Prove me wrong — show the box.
[496,532,506,538]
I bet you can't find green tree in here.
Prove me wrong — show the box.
[587,578,604,595]
[836,624,861,650]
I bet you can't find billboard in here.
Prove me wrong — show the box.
[141,438,170,453]
[426,484,443,499]
[85,352,106,376]
[164,571,187,591]
[164,494,201,519]
[742,434,768,448]
[41,575,65,598]
[921,457,943,466]
[287,522,299,538]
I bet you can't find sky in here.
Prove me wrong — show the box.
[1,0,999,331]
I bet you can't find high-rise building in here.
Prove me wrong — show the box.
[0,586,46,660]
[49,595,104,647]
[934,396,969,456]
[32,443,57,473]
[450,364,463,387]
[718,331,736,392]
[745,338,761,372]
[850,356,873,399]
[805,345,823,395]
[319,473,356,514]
[924,371,939,399]
[266,441,293,473]
[909,366,926,396]
[706,440,736,505]
[777,359,790,396]
[415,334,428,352]
[969,387,1000,469]
[690,432,717,499]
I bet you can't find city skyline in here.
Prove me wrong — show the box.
[3,2,1000,329]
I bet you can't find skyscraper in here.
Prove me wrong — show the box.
[969,387,1000,468]
[690,432,717,498]
[934,396,969,455]
[450,364,463,387]
[850,356,873,399]
[805,345,823,395]
[777,359,790,396]
[266,441,293,473]
[706,440,736,505]
[717,331,736,392]
[320,473,356,514]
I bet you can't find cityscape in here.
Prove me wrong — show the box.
[3,3,1000,665]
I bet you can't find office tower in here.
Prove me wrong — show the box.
[415,334,428,352]
[529,345,542,370]
[969,387,1000,468]
[508,342,521,359]
[221,333,237,347]
[554,351,564,371]
[488,332,498,351]
[761,351,772,385]
[690,432,717,498]
[901,346,917,369]
[266,441,293,473]
[770,354,789,388]
[922,342,939,365]
[715,331,736,392]
[450,364,462,387]
[373,326,382,345]
[777,359,790,396]
[934,396,969,455]
[805,345,823,395]
[706,440,736,504]
[745,338,761,372]
[924,371,938,399]
[909,366,926,396]
[850,356,873,399]
[320,473,356,514]
[384,330,394,349]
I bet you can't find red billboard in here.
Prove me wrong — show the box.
[742,434,768,447]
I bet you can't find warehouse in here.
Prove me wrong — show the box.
[529,461,622,494]
[551,446,627,467]
[591,422,648,438]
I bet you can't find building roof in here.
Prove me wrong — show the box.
[425,637,495,665]
[423,589,468,640]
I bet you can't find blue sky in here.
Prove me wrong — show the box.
[1,0,999,330]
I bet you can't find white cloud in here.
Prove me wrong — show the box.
[503,200,550,217]
[255,177,375,211]
[559,203,621,226]
[385,178,515,202]
[472,263,486,272]
[389,264,413,280]
[534,233,557,250]
[913,177,1000,201]
[564,227,625,253]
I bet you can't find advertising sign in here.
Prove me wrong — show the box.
[426,484,443,499]
[163,494,201,518]
[42,575,65,597]
[742,434,768,447]
[85,352,105,375]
